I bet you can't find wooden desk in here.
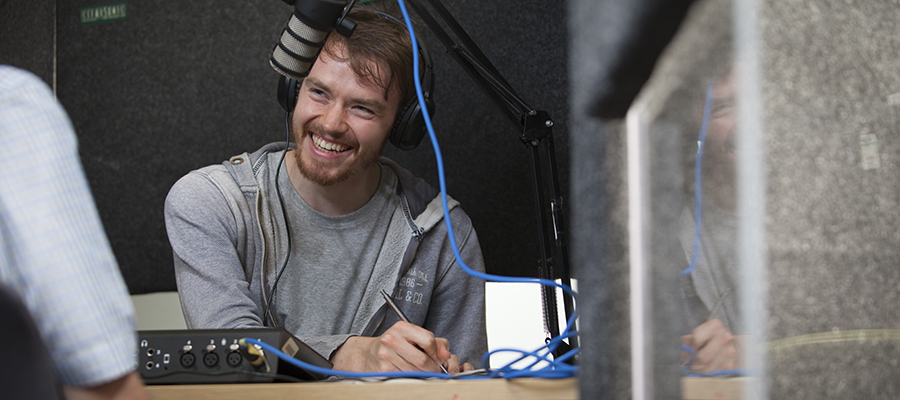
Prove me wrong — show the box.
[146,377,578,400]
[682,377,749,400]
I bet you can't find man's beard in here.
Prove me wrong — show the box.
[292,121,384,187]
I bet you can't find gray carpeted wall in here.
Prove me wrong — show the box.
[761,1,900,396]
[571,0,900,398]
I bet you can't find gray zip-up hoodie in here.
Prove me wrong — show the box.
[164,142,488,368]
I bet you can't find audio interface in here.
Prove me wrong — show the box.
[137,328,332,384]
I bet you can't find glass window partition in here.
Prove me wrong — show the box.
[620,0,900,398]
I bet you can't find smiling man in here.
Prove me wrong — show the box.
[164,8,487,374]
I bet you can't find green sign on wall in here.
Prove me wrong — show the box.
[80,2,127,25]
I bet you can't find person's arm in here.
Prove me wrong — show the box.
[423,208,488,370]
[329,208,487,374]
[164,170,267,329]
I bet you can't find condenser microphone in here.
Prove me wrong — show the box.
[270,0,356,80]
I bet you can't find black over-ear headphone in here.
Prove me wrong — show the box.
[276,11,436,151]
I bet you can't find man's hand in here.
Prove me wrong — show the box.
[332,321,473,373]
[681,319,742,373]
[443,353,475,374]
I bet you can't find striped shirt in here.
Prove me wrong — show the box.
[0,65,137,387]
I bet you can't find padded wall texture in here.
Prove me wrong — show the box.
[579,0,696,119]
[0,0,55,87]
[568,0,698,398]
[37,0,569,294]
[55,1,288,294]
[762,0,900,342]
[378,0,570,282]
[759,1,900,396]
[571,0,900,397]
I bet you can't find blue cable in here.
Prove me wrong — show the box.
[240,2,577,381]
[243,337,585,381]
[682,81,714,276]
[482,329,578,373]
[395,0,577,379]
[677,83,750,378]
[486,345,580,379]
[690,369,747,377]
[680,342,750,377]
[394,0,576,297]
[487,347,554,376]
[243,338,453,380]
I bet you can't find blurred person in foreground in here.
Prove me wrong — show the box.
[0,15,150,397]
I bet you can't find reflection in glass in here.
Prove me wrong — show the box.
[626,0,900,398]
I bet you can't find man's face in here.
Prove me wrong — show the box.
[290,48,401,187]
[705,69,737,168]
[698,68,738,210]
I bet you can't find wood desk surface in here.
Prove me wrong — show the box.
[145,377,579,400]
[682,377,749,400]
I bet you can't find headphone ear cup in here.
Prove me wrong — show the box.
[390,39,436,151]
[277,76,301,113]
[390,94,434,151]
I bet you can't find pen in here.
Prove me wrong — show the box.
[380,289,450,374]
[707,287,731,321]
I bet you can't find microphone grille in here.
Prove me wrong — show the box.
[270,14,331,80]
[286,14,330,48]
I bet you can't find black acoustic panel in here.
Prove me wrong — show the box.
[579,0,696,119]
[55,0,569,294]
[56,1,287,293]
[0,0,55,86]
[382,0,570,280]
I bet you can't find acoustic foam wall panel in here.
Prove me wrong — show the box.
[0,0,55,88]
[56,1,287,293]
[761,0,900,342]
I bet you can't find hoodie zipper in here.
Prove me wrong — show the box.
[399,194,425,240]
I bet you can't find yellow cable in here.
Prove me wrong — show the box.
[239,338,271,373]
[768,329,900,352]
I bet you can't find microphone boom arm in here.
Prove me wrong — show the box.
[404,0,578,358]
[405,0,529,127]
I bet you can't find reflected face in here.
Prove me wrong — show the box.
[705,69,737,166]
[290,48,401,187]
[700,68,737,210]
